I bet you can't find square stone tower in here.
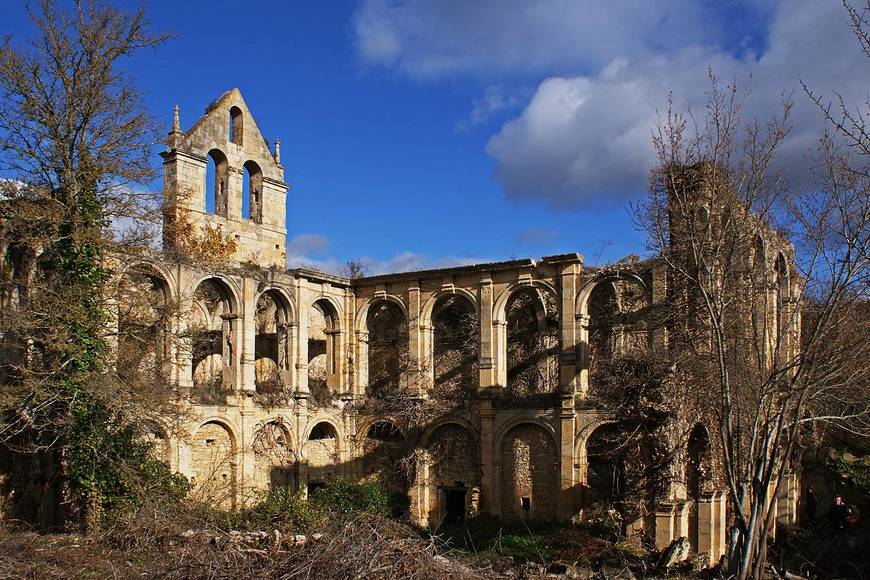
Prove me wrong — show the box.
[161,88,288,267]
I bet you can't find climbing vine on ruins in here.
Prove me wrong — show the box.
[0,0,187,528]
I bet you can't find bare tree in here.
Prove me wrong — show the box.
[0,0,178,528]
[637,66,869,578]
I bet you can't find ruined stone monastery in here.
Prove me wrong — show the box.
[95,90,801,564]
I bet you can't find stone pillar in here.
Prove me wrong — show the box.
[239,408,256,505]
[294,280,309,396]
[407,284,423,394]
[240,278,256,393]
[655,502,677,550]
[177,268,194,388]
[675,500,691,540]
[558,262,581,395]
[558,396,576,519]
[651,263,669,351]
[777,471,799,528]
[704,491,727,563]
[696,494,716,564]
[576,313,590,397]
[479,399,497,515]
[478,275,496,392]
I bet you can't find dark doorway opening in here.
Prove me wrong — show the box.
[307,481,326,497]
[442,487,467,527]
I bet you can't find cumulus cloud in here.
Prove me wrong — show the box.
[353,0,751,77]
[488,1,868,206]
[355,0,868,207]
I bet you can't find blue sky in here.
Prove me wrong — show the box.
[2,1,866,274]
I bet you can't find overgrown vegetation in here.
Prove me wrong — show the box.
[0,0,181,529]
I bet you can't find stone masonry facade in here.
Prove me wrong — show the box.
[106,89,805,565]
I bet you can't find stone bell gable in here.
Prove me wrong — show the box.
[161,88,289,267]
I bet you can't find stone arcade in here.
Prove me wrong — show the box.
[91,90,804,564]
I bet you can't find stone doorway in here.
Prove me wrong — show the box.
[441,486,467,527]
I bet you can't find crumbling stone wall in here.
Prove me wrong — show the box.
[191,422,235,508]
[425,423,480,527]
[500,424,558,520]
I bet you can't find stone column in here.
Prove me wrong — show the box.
[407,284,423,394]
[675,500,691,540]
[479,399,497,515]
[294,280,309,396]
[655,502,677,550]
[478,275,497,392]
[651,263,669,351]
[696,494,716,564]
[240,278,256,394]
[576,313,590,396]
[558,396,576,519]
[716,491,728,562]
[176,267,194,388]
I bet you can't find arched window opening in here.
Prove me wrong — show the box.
[255,290,290,394]
[432,295,478,401]
[506,288,559,398]
[308,300,339,403]
[587,278,650,375]
[309,422,337,441]
[205,149,229,217]
[242,160,263,223]
[586,424,626,507]
[117,267,169,385]
[191,279,235,399]
[367,301,408,397]
[366,421,403,442]
[253,422,295,491]
[229,106,243,146]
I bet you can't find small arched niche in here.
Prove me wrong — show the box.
[229,106,243,146]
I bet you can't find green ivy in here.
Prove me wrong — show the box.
[826,449,870,494]
[51,184,189,523]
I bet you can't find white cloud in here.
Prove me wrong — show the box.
[353,0,767,78]
[285,234,490,276]
[354,0,868,207]
[457,86,521,130]
[287,233,330,256]
[486,0,869,206]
